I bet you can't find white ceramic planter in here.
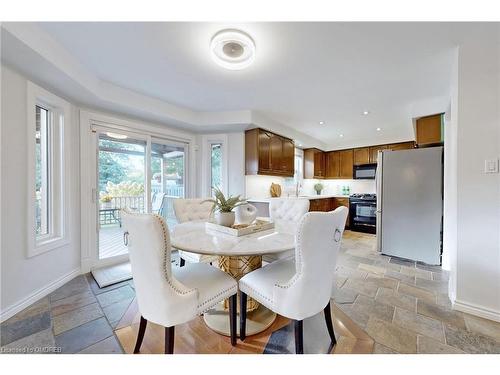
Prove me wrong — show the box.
[215,211,235,227]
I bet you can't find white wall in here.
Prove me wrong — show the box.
[197,132,246,199]
[443,49,459,275]
[450,27,500,321]
[1,65,81,319]
[226,132,246,197]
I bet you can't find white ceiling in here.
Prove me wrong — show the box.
[6,22,470,148]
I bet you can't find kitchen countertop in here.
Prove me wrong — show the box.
[247,195,350,203]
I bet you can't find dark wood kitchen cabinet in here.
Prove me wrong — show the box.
[325,151,340,178]
[270,133,283,172]
[339,149,354,179]
[245,128,295,177]
[333,197,350,228]
[415,114,443,147]
[304,148,325,179]
[282,138,295,173]
[257,130,272,172]
[309,198,333,212]
[309,197,349,228]
[369,145,388,164]
[324,150,352,179]
[353,147,371,165]
[387,141,415,151]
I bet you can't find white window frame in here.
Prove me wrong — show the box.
[293,148,304,194]
[26,81,71,257]
[201,134,228,197]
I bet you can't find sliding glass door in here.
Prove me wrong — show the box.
[150,139,186,228]
[92,127,188,267]
[97,131,147,261]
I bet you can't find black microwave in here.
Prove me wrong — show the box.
[354,164,377,179]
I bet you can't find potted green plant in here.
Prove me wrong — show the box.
[100,193,113,208]
[204,187,247,227]
[314,182,324,195]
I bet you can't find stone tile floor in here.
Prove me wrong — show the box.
[1,231,500,354]
[335,231,500,354]
[0,274,133,353]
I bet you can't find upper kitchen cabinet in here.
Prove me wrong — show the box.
[353,147,370,165]
[325,151,340,178]
[339,149,354,178]
[414,113,444,147]
[369,141,415,163]
[369,145,388,164]
[304,148,325,179]
[324,149,353,179]
[387,141,416,151]
[282,138,295,173]
[245,128,295,177]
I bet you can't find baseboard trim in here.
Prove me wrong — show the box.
[0,268,81,323]
[453,299,500,323]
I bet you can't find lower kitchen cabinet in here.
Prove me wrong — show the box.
[309,197,349,228]
[333,198,350,228]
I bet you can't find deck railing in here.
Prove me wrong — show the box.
[99,185,184,226]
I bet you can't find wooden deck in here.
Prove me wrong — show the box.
[99,218,178,259]
[99,225,128,259]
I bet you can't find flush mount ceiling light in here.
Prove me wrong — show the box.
[376,127,382,131]
[319,121,325,125]
[339,134,344,138]
[362,111,370,115]
[210,29,256,70]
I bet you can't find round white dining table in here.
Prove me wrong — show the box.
[171,220,295,336]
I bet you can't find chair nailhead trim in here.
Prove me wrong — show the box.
[240,283,274,304]
[197,285,238,314]
[154,214,199,296]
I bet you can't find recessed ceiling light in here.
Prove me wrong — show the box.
[376,127,381,131]
[339,134,344,138]
[362,111,370,115]
[106,132,128,140]
[210,29,255,70]
[319,121,324,125]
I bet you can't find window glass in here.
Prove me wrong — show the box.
[210,143,222,191]
[35,105,50,236]
[294,153,303,183]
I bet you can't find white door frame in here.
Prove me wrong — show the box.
[200,134,228,197]
[91,125,149,269]
[151,136,189,203]
[79,110,196,273]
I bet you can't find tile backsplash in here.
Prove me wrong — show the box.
[245,175,375,198]
[245,175,288,198]
[301,179,376,196]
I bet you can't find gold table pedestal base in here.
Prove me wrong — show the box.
[203,255,277,336]
[203,304,276,337]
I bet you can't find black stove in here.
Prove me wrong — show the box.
[349,194,377,233]
[349,193,377,201]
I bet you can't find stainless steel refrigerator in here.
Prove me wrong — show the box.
[376,146,443,265]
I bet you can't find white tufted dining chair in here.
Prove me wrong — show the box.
[239,206,348,354]
[262,198,310,263]
[121,210,238,353]
[172,199,219,267]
